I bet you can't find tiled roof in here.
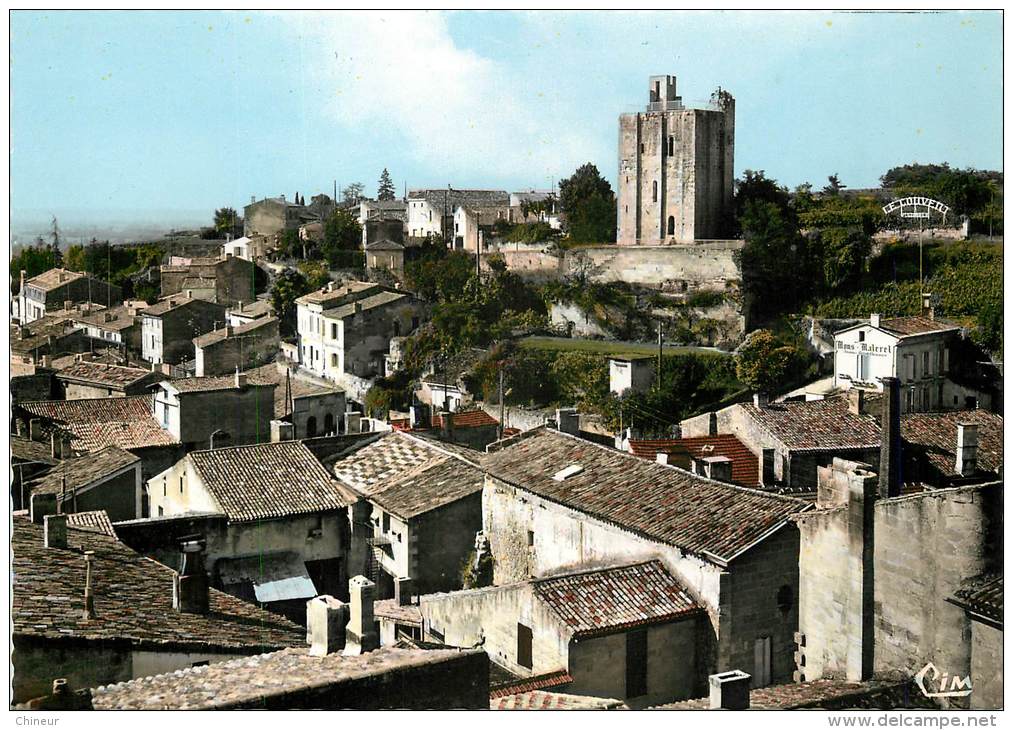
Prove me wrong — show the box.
[71,304,142,331]
[11,437,58,465]
[481,428,808,562]
[229,299,273,318]
[332,432,484,519]
[164,374,276,393]
[491,691,623,710]
[244,364,340,419]
[409,189,510,208]
[656,678,915,710]
[374,599,423,627]
[24,267,86,291]
[143,296,220,316]
[879,316,960,338]
[55,362,157,389]
[19,397,178,451]
[433,410,498,430]
[949,574,1002,624]
[533,561,702,638]
[193,316,279,347]
[30,446,139,498]
[189,441,356,522]
[91,646,480,710]
[901,409,1003,477]
[322,290,411,321]
[741,397,881,451]
[363,199,408,211]
[489,668,573,697]
[12,517,304,653]
[66,510,117,537]
[629,434,760,486]
[296,280,380,307]
[364,238,405,251]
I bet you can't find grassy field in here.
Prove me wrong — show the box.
[518,336,725,359]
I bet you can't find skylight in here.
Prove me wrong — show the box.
[553,464,584,482]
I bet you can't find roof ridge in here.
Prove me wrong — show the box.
[531,558,662,585]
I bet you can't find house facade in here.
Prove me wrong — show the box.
[141,296,226,365]
[17,268,122,324]
[407,189,509,240]
[193,316,280,376]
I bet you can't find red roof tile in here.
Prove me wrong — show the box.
[489,669,573,698]
[433,410,498,429]
[879,315,959,338]
[901,409,1003,478]
[492,690,622,710]
[19,397,178,451]
[949,574,1002,624]
[741,396,881,451]
[629,434,760,486]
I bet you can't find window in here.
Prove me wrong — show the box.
[625,629,648,698]
[179,476,184,493]
[857,353,870,381]
[412,317,420,330]
[922,351,930,376]
[517,623,533,669]
[639,143,644,153]
[158,506,164,517]
[306,416,317,438]
[667,135,674,156]
[382,512,391,533]
[527,530,535,547]
[667,216,675,236]
[162,478,167,497]
[858,331,865,342]
[331,323,337,340]
[652,181,658,202]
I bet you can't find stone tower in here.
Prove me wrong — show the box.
[617,75,735,245]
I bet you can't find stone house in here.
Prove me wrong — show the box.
[793,457,1002,709]
[330,431,486,599]
[10,307,98,364]
[609,356,655,396]
[480,427,810,692]
[244,195,316,238]
[143,441,360,621]
[70,300,147,353]
[17,268,121,324]
[832,313,968,413]
[419,560,704,707]
[55,361,163,399]
[160,254,257,307]
[407,189,509,240]
[27,445,143,521]
[193,316,280,376]
[141,295,226,365]
[415,346,488,412]
[358,198,408,227]
[151,372,276,451]
[681,392,883,493]
[226,298,273,327]
[946,576,1002,710]
[295,281,385,378]
[11,512,303,704]
[221,235,271,261]
[900,409,1003,488]
[364,239,405,276]
[451,204,510,252]
[245,363,347,439]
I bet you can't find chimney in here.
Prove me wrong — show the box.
[251,195,256,204]
[306,595,349,656]
[58,271,67,283]
[344,576,378,655]
[922,292,934,319]
[44,513,68,549]
[326,281,336,292]
[40,354,50,368]
[270,419,295,442]
[656,452,669,466]
[186,290,193,299]
[280,194,286,201]
[31,493,58,524]
[878,377,902,498]
[555,407,579,436]
[709,670,751,710]
[344,411,362,434]
[395,577,413,606]
[753,392,768,409]
[103,312,114,323]
[50,431,60,459]
[237,300,244,312]
[64,299,72,311]
[708,412,718,436]
[172,537,209,614]
[848,388,866,415]
[870,313,881,328]
[353,301,362,314]
[955,423,978,476]
[440,411,454,440]
[20,269,26,292]
[168,299,177,307]
[224,324,234,337]
[82,551,96,620]
[234,368,247,388]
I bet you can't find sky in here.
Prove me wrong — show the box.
[9,10,1004,238]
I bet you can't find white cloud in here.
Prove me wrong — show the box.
[273,11,598,187]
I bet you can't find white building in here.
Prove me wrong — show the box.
[407,189,509,239]
[832,313,962,413]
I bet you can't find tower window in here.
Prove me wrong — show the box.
[652,181,658,202]
[640,143,644,154]
[667,216,675,236]
[668,136,674,156]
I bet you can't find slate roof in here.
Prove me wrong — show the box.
[193,316,278,348]
[322,290,411,321]
[12,517,304,653]
[901,409,1003,477]
[189,441,356,522]
[879,316,960,338]
[19,397,178,451]
[740,396,881,452]
[481,428,808,562]
[164,374,276,394]
[629,434,760,487]
[24,267,86,291]
[534,561,702,638]
[949,574,1003,624]
[492,691,623,710]
[66,510,117,537]
[55,362,157,389]
[332,432,484,519]
[91,646,480,710]
[30,446,139,498]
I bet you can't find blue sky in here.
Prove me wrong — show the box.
[10,10,1003,234]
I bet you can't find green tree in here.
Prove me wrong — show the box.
[269,267,313,334]
[734,169,791,228]
[213,207,240,236]
[813,227,872,293]
[734,330,806,394]
[822,173,846,196]
[973,299,1002,355]
[342,183,365,206]
[10,240,58,294]
[321,209,363,269]
[558,163,617,244]
[377,169,396,201]
[64,244,86,273]
[298,260,330,290]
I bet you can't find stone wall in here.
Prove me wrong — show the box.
[75,466,140,522]
[969,620,1003,710]
[196,319,279,376]
[414,493,483,595]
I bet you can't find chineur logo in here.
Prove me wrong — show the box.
[914,662,973,698]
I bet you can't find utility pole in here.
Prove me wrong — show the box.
[656,321,664,391]
[498,366,505,440]
[475,211,481,279]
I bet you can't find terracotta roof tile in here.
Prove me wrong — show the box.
[879,315,960,338]
[656,678,915,709]
[949,574,1002,624]
[374,599,423,627]
[489,668,574,697]
[534,561,702,638]
[245,364,341,419]
[433,410,498,430]
[189,441,355,522]
[66,510,117,537]
[901,409,1003,478]
[11,437,58,465]
[482,429,807,561]
[629,434,760,486]
[741,397,881,451]
[12,516,304,653]
[55,362,158,389]
[492,691,623,710]
[193,316,278,348]
[295,280,381,307]
[30,446,139,498]
[19,397,178,451]
[24,267,87,291]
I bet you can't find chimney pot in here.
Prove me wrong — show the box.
[172,537,209,614]
[235,369,247,388]
[344,576,378,655]
[870,313,881,328]
[44,514,69,549]
[64,299,72,311]
[709,670,751,710]
[440,411,454,439]
[556,407,579,436]
[656,452,669,466]
[353,301,362,314]
[753,392,768,409]
[344,411,363,434]
[956,423,979,476]
[848,388,866,415]
[307,595,349,656]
